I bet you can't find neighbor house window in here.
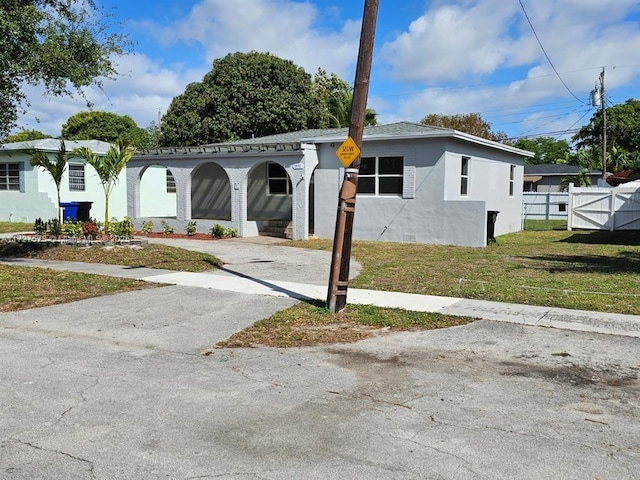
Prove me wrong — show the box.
[166,169,176,193]
[267,162,291,195]
[509,165,516,196]
[68,164,85,191]
[0,163,20,191]
[461,156,470,196]
[357,156,403,195]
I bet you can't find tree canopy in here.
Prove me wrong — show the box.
[2,129,52,143]
[161,52,325,146]
[0,0,131,137]
[312,68,378,128]
[62,111,148,146]
[573,98,640,171]
[420,112,507,142]
[511,137,570,165]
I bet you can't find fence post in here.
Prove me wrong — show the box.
[567,183,574,231]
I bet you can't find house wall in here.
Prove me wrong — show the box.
[313,138,524,247]
[0,153,55,222]
[443,139,524,239]
[0,151,128,223]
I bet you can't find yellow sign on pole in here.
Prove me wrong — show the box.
[335,137,361,167]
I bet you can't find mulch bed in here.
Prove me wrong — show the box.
[136,232,217,240]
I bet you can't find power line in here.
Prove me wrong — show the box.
[518,0,588,105]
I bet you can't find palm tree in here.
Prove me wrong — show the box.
[29,140,69,222]
[73,139,136,234]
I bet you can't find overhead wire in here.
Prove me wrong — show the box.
[518,0,588,105]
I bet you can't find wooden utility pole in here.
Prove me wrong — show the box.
[600,68,607,179]
[327,0,379,313]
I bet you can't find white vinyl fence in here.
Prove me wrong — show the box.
[568,184,640,231]
[523,192,569,220]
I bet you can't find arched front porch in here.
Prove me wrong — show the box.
[125,143,318,240]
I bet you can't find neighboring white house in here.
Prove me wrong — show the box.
[0,138,171,223]
[127,122,533,247]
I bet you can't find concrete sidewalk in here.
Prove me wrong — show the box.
[2,256,639,338]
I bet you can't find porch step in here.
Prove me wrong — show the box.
[258,220,293,239]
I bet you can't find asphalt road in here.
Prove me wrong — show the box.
[1,285,638,479]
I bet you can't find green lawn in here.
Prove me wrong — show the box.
[290,229,640,315]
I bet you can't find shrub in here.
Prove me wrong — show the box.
[185,221,197,236]
[109,217,134,239]
[33,218,46,235]
[48,218,61,237]
[210,224,237,239]
[82,219,99,239]
[210,223,226,239]
[161,220,175,234]
[61,220,82,238]
[141,220,154,235]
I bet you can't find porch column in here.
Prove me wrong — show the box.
[173,166,192,222]
[227,167,250,237]
[125,161,143,222]
[288,149,318,240]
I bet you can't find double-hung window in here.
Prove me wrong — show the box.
[0,163,20,191]
[460,156,470,196]
[267,162,291,195]
[68,164,85,191]
[357,156,403,195]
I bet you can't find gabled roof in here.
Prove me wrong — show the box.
[525,164,602,176]
[0,138,112,155]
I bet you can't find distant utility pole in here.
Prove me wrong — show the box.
[591,68,607,179]
[326,0,379,313]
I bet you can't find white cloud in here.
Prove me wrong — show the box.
[146,0,361,79]
[374,0,640,137]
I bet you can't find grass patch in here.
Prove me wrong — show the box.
[215,300,475,348]
[287,230,640,315]
[0,222,32,234]
[0,264,154,312]
[523,219,567,231]
[0,242,221,272]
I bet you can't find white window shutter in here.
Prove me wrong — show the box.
[403,165,415,199]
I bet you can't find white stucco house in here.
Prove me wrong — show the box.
[127,122,533,247]
[0,138,173,224]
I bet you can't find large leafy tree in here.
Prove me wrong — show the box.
[29,139,69,222]
[62,111,148,146]
[421,112,507,142]
[3,129,52,143]
[72,139,136,233]
[511,137,570,165]
[573,98,640,172]
[161,52,323,146]
[0,0,130,137]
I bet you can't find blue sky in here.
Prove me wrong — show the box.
[15,0,640,143]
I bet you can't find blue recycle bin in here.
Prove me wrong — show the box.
[60,202,79,221]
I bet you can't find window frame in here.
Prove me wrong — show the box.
[460,156,470,196]
[267,162,292,196]
[68,163,85,192]
[357,155,404,196]
[0,162,20,191]
[509,165,516,197]
[166,169,176,193]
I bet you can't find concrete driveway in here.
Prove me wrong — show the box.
[0,237,639,479]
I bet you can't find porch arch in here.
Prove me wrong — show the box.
[191,162,232,220]
[139,164,178,218]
